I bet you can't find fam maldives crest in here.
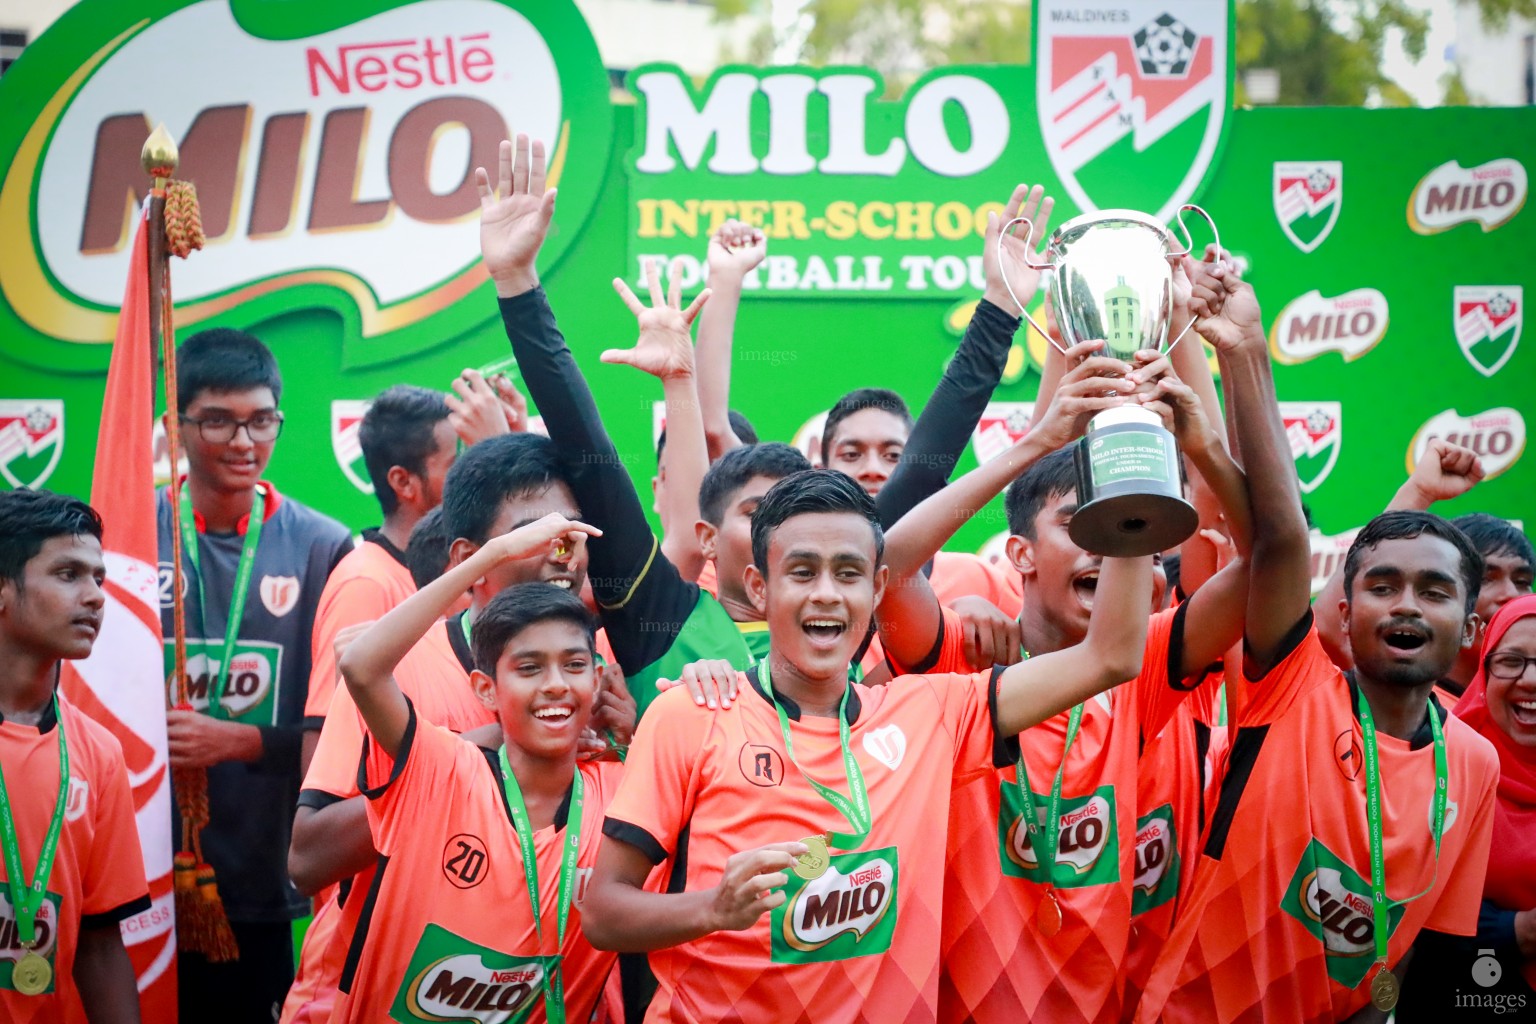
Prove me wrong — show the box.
[1035,2,1232,221]
[1453,286,1522,378]
[1279,402,1342,495]
[331,400,373,494]
[0,0,611,372]
[0,400,64,489]
[1274,162,1342,252]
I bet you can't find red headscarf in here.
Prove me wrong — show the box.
[1454,594,1536,924]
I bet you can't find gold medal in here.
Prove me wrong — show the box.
[1369,967,1399,1012]
[11,951,51,996]
[1036,890,1062,938]
[793,835,830,881]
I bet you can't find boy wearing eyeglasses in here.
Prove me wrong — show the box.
[156,328,352,1023]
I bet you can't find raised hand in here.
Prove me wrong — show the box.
[1137,372,1222,458]
[487,513,602,566]
[603,260,711,382]
[1029,339,1137,453]
[1186,257,1264,354]
[476,134,556,297]
[658,658,740,710]
[983,184,1055,316]
[707,842,807,932]
[589,663,637,753]
[949,596,1024,669]
[707,219,767,282]
[1398,439,1485,508]
[447,368,511,445]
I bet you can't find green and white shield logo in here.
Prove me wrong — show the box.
[1035,1,1232,220]
[1274,161,1342,252]
[0,399,64,489]
[331,399,373,495]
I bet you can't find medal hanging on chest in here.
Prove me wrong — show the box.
[1014,701,1084,942]
[1355,689,1448,1014]
[0,696,68,997]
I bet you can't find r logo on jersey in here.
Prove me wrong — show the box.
[861,725,906,771]
[330,400,373,495]
[1036,3,1230,221]
[1279,402,1342,494]
[739,743,785,787]
[1274,162,1342,252]
[0,400,64,490]
[1453,286,1522,377]
[260,575,301,618]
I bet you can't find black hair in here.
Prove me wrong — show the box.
[1342,510,1484,615]
[176,328,282,414]
[0,489,104,588]
[441,433,569,546]
[656,409,760,461]
[698,443,811,526]
[359,386,451,516]
[1451,513,1534,569]
[470,582,596,675]
[1004,447,1078,539]
[820,388,913,458]
[405,506,453,590]
[751,468,884,574]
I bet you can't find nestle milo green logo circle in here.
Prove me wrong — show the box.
[0,0,609,366]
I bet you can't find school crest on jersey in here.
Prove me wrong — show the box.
[392,923,554,1024]
[771,847,898,964]
[1131,804,1180,915]
[861,725,907,771]
[1281,838,1406,988]
[1036,3,1230,221]
[1274,162,1342,252]
[0,400,64,490]
[1279,402,1342,494]
[259,575,301,618]
[330,400,373,494]
[1453,286,1522,378]
[972,402,1036,465]
[999,781,1121,887]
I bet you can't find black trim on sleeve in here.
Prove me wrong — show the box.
[339,854,389,994]
[903,611,950,677]
[1202,724,1270,860]
[1244,609,1315,681]
[665,821,692,895]
[301,715,326,732]
[337,877,352,908]
[987,664,1022,769]
[1165,600,1200,690]
[602,818,669,866]
[80,893,152,930]
[356,698,416,801]
[295,789,345,812]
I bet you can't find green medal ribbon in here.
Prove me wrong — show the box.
[0,696,68,949]
[759,660,871,851]
[1012,699,1084,882]
[498,746,584,1024]
[1356,687,1448,985]
[177,485,266,720]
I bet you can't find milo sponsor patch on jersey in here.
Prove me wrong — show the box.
[390,923,556,1024]
[0,891,63,994]
[1130,803,1180,915]
[1280,838,1407,988]
[770,847,897,964]
[162,639,282,725]
[999,782,1120,887]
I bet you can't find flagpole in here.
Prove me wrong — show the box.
[144,125,172,406]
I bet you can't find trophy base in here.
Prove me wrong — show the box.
[1069,408,1198,558]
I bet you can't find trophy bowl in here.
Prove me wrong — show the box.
[1000,205,1220,557]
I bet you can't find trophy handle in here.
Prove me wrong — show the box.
[995,215,1066,354]
[1166,203,1223,353]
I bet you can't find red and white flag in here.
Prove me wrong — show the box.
[60,206,177,1018]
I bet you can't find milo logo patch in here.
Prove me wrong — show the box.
[1130,804,1180,915]
[163,640,282,724]
[1280,839,1406,987]
[391,923,554,1024]
[770,847,898,964]
[999,782,1121,888]
[0,891,63,994]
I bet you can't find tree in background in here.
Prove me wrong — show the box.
[708,0,1536,106]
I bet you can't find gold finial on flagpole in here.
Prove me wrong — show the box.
[141,123,178,187]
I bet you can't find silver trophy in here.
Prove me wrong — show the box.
[999,206,1221,557]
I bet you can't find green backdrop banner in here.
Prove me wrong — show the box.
[1,0,1530,583]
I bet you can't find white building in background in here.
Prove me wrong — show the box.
[1451,1,1536,105]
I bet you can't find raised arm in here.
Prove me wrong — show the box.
[876,185,1053,528]
[993,553,1154,733]
[695,219,766,459]
[338,513,598,757]
[1187,260,1311,676]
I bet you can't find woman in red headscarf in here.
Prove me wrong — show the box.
[1399,594,1536,1020]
